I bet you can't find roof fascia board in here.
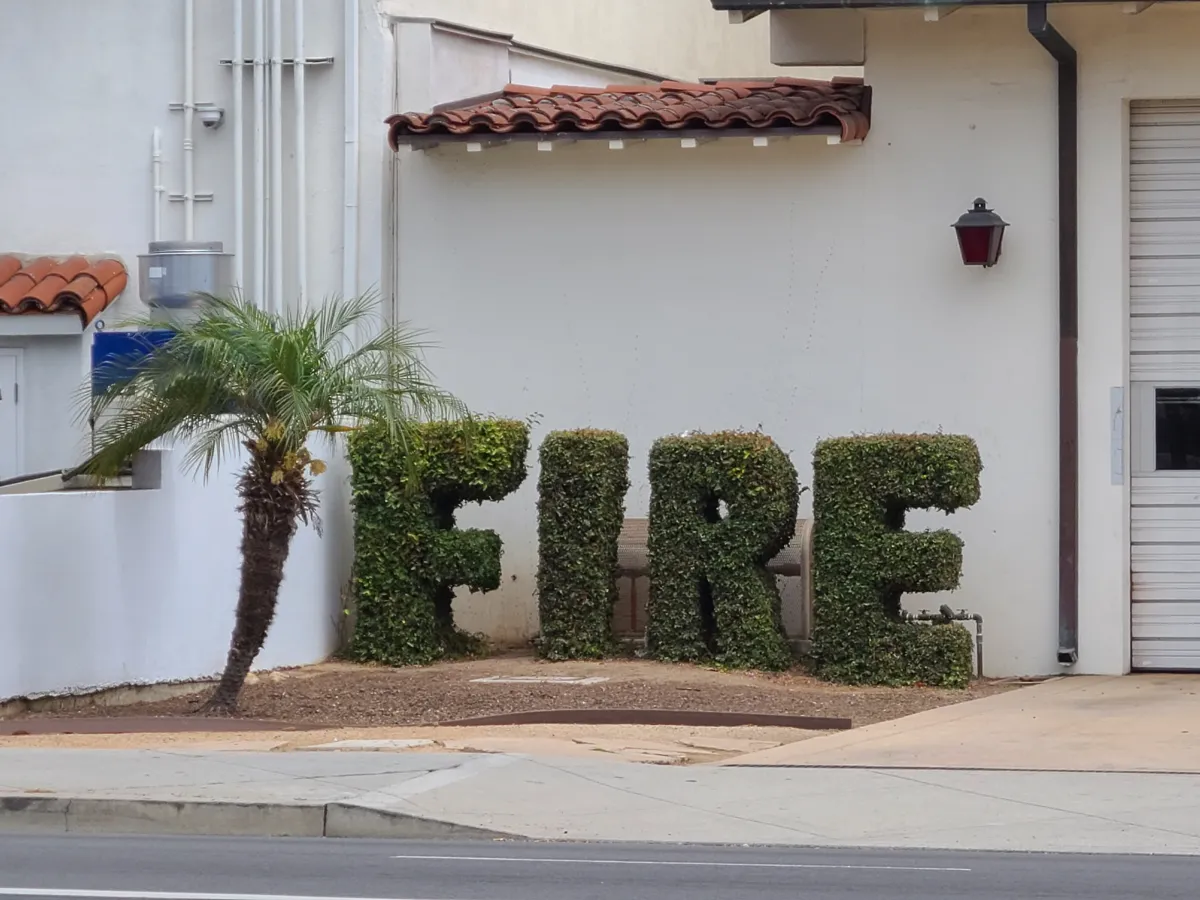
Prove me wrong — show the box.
[395,125,843,150]
[0,315,83,336]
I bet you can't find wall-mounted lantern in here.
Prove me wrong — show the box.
[953,198,1008,267]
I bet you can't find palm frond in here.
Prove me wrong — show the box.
[78,293,471,479]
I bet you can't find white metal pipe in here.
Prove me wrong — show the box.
[233,0,245,292]
[152,128,164,242]
[342,0,360,305]
[183,0,196,240]
[294,0,308,310]
[253,0,267,308]
[270,0,284,314]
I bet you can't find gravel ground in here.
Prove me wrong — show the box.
[14,655,1023,728]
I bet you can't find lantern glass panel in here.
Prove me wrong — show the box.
[957,226,994,266]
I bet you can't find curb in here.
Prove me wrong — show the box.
[439,709,852,730]
[0,717,324,737]
[0,796,516,840]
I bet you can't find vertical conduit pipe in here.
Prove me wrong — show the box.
[343,0,360,306]
[233,0,246,292]
[270,0,285,313]
[183,0,196,240]
[253,0,267,308]
[152,128,164,242]
[295,0,308,310]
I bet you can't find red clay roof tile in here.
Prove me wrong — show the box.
[0,255,128,326]
[388,77,871,148]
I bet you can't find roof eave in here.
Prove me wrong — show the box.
[391,124,850,151]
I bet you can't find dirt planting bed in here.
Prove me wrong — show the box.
[10,655,1021,729]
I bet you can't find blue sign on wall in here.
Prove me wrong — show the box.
[91,330,176,396]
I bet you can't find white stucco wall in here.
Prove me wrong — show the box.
[391,3,1200,676]
[381,0,781,80]
[0,447,350,701]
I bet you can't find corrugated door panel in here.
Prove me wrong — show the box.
[1131,258,1200,318]
[1130,355,1200,380]
[1129,183,1200,214]
[1134,586,1200,603]
[1132,506,1200,544]
[1130,476,1200,506]
[1132,642,1200,670]
[1133,544,1200,572]
[1130,100,1200,669]
[1133,610,1200,638]
[1131,315,1200,355]
[1131,220,1200,248]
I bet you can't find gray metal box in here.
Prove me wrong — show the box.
[138,241,233,309]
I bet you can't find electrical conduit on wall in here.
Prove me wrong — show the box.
[270,0,285,313]
[253,0,267,307]
[233,0,246,292]
[295,0,308,310]
[228,0,313,311]
[343,0,360,309]
[184,0,196,241]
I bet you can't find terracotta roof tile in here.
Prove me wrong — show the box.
[388,77,871,148]
[0,255,128,326]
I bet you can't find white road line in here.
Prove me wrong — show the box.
[0,891,440,900]
[387,854,971,873]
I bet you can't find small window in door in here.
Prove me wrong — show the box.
[1156,388,1200,470]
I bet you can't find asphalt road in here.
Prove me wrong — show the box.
[0,835,1197,900]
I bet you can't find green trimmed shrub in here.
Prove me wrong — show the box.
[347,419,529,665]
[810,433,982,688]
[535,430,630,659]
[645,431,797,670]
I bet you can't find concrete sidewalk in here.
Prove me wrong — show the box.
[4,746,1200,854]
[723,675,1200,772]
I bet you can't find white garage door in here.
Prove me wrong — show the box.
[1130,99,1200,670]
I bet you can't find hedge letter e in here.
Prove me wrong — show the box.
[810,433,983,687]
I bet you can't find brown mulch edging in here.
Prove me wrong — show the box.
[440,709,852,730]
[0,717,325,737]
[7,656,1019,731]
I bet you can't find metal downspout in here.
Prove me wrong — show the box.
[1027,2,1080,666]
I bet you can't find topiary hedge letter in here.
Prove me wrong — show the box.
[535,430,630,660]
[645,431,797,670]
[810,433,982,688]
[347,419,529,665]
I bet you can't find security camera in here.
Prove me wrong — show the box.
[199,106,225,130]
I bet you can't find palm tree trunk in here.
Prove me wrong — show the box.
[202,450,309,714]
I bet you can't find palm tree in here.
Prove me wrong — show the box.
[83,294,468,713]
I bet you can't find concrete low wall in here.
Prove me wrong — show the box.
[0,447,351,703]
